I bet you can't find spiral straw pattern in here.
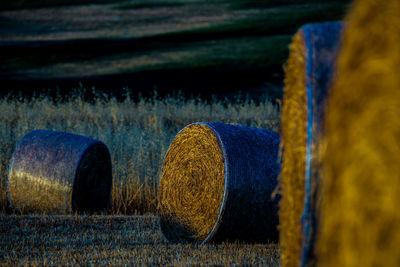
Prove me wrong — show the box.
[158,122,280,243]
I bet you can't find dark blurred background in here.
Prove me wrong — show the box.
[0,0,351,101]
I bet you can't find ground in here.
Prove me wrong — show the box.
[0,214,280,266]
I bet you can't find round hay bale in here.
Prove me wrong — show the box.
[158,122,280,243]
[279,22,343,267]
[317,0,400,266]
[7,130,113,214]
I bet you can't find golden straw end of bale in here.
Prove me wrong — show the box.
[158,122,281,244]
[317,0,400,266]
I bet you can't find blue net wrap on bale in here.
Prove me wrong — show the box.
[158,122,280,244]
[7,130,113,214]
[279,22,343,267]
[301,22,343,266]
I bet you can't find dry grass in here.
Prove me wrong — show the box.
[8,171,70,214]
[279,30,307,267]
[0,214,280,265]
[158,124,225,242]
[317,0,400,266]
[0,91,280,215]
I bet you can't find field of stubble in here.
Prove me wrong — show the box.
[0,93,281,265]
[0,215,280,265]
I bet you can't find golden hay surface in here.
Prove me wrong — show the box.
[317,0,400,266]
[279,30,307,267]
[8,171,70,214]
[158,124,225,242]
[7,130,112,214]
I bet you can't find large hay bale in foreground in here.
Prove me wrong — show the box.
[317,0,400,266]
[158,122,280,243]
[8,130,112,214]
[279,22,343,267]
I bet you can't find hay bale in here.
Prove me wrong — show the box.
[158,122,280,243]
[279,22,343,267]
[317,0,400,266]
[7,130,112,214]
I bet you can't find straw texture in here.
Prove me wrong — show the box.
[158,122,280,243]
[279,22,342,267]
[8,130,112,214]
[317,0,400,266]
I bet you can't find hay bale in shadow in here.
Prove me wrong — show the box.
[279,22,343,267]
[158,122,280,244]
[7,130,112,214]
[317,1,400,266]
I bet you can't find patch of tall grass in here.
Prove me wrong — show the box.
[0,90,280,214]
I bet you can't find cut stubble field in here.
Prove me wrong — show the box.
[0,214,280,265]
[0,93,280,265]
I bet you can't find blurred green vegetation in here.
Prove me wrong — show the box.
[113,1,185,10]
[1,0,351,98]
[0,0,351,11]
[2,1,350,70]
[0,0,119,10]
[230,0,351,9]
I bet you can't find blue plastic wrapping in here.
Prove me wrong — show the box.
[7,130,112,214]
